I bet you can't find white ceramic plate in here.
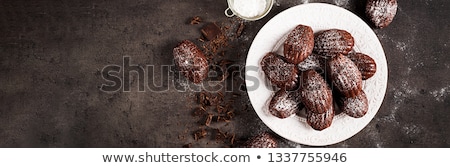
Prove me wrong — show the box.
[245,3,388,146]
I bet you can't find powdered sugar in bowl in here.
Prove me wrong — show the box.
[225,0,274,21]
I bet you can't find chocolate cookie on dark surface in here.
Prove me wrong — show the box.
[347,52,377,80]
[269,89,303,119]
[306,104,334,131]
[283,24,314,64]
[314,29,354,57]
[261,52,300,90]
[300,70,333,114]
[366,0,398,28]
[327,54,363,98]
[297,53,325,72]
[337,90,369,118]
[245,132,278,148]
[173,40,209,84]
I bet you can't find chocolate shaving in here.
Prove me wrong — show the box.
[189,16,202,25]
[236,22,245,38]
[194,128,207,141]
[213,129,236,145]
[214,129,228,142]
[193,106,206,117]
[204,113,213,126]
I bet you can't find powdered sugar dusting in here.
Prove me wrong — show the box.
[334,0,350,8]
[173,40,208,83]
[269,90,300,118]
[378,81,419,125]
[367,0,398,28]
[396,41,407,51]
[284,25,314,63]
[430,86,450,102]
[314,29,354,56]
[346,97,365,112]
[342,91,368,118]
[297,54,322,71]
[306,105,334,130]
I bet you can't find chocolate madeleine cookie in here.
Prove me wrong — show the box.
[337,90,369,118]
[327,54,363,98]
[173,40,209,83]
[366,0,398,28]
[306,104,334,131]
[269,89,303,119]
[314,29,354,57]
[300,70,333,114]
[347,52,377,80]
[297,53,325,72]
[245,132,277,148]
[261,52,300,90]
[283,24,314,64]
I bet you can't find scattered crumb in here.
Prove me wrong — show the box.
[430,86,450,102]
[396,41,407,51]
[194,128,207,140]
[402,124,423,136]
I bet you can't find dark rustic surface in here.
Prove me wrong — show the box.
[0,0,448,147]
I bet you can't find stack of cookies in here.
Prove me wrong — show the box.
[261,25,377,131]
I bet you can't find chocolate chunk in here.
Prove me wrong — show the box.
[201,22,223,41]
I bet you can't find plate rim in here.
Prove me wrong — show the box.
[245,3,388,146]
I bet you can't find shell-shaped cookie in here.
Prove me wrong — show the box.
[327,54,363,98]
[300,70,333,114]
[173,40,209,84]
[306,104,334,131]
[283,24,315,64]
[314,29,354,57]
[366,0,398,28]
[337,90,369,118]
[269,89,303,119]
[347,52,377,80]
[261,52,300,90]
